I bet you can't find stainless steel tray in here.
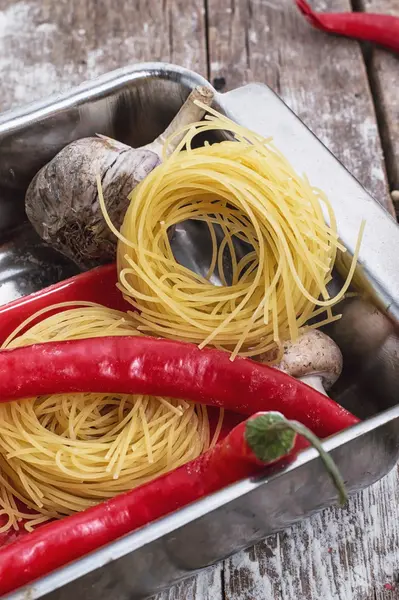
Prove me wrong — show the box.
[1,62,399,600]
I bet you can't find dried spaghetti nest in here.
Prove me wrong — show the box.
[0,303,221,532]
[100,104,363,359]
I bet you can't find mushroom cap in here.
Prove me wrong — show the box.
[273,330,343,390]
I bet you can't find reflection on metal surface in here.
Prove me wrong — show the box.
[0,225,78,303]
[1,62,399,600]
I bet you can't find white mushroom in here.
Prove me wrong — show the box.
[391,190,399,204]
[261,330,343,396]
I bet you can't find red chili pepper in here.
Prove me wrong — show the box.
[296,0,399,54]
[0,263,129,344]
[0,411,346,596]
[0,336,359,437]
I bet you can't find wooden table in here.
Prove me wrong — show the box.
[1,0,398,598]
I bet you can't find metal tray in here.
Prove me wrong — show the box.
[1,62,399,600]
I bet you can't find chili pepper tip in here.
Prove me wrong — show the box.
[295,0,323,28]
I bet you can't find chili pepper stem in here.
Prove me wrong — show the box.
[245,412,348,506]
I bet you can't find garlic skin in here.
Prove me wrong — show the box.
[25,137,160,270]
[25,86,214,270]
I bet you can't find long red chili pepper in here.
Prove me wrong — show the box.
[0,336,359,437]
[0,411,346,596]
[295,0,399,54]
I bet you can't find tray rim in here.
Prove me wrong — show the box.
[0,62,213,134]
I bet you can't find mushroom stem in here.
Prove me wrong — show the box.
[391,190,399,203]
[299,374,328,396]
[145,86,214,158]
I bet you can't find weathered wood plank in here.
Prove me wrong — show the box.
[224,467,399,600]
[208,0,394,216]
[156,566,223,600]
[0,0,208,114]
[208,0,399,598]
[360,1,399,202]
[0,0,164,111]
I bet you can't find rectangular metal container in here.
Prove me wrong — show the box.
[0,62,399,600]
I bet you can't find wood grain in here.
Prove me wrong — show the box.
[222,467,399,600]
[0,0,208,114]
[359,1,399,200]
[157,566,223,600]
[208,0,394,216]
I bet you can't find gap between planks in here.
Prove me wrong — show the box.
[356,1,399,213]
